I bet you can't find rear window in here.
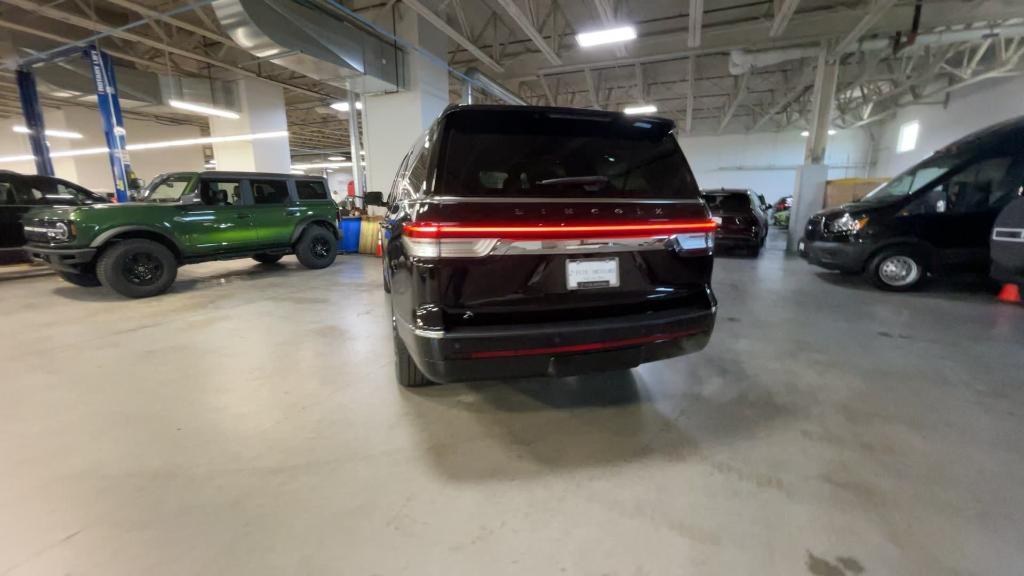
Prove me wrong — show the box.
[296,180,328,200]
[703,193,751,211]
[436,110,698,198]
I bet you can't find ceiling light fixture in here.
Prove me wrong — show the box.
[576,26,637,47]
[327,156,345,161]
[329,101,363,113]
[290,169,306,175]
[0,130,289,164]
[623,104,657,115]
[290,162,353,169]
[13,126,84,139]
[800,130,810,137]
[168,99,240,119]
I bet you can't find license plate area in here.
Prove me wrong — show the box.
[566,257,619,290]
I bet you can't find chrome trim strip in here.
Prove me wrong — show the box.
[423,196,703,204]
[413,327,445,339]
[492,237,670,255]
[993,227,1024,242]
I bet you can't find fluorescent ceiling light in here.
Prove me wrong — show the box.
[327,156,345,161]
[49,91,76,98]
[800,129,837,137]
[290,169,305,175]
[576,26,637,47]
[13,126,83,139]
[0,130,288,164]
[291,162,353,169]
[168,99,240,119]
[329,101,363,112]
[623,104,657,115]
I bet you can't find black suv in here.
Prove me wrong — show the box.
[800,116,1024,290]
[701,188,769,256]
[0,171,107,264]
[382,105,717,387]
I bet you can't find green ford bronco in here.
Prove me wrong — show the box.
[24,171,340,298]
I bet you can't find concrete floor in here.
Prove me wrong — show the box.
[1,231,1022,575]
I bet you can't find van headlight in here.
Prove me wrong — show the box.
[828,213,869,235]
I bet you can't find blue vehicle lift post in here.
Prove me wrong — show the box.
[15,46,133,202]
[15,68,54,177]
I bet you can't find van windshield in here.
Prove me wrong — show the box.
[436,110,698,198]
[860,152,966,203]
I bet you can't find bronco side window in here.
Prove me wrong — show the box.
[251,180,290,204]
[201,180,243,206]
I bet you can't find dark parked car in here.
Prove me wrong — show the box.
[24,171,338,297]
[701,188,769,256]
[0,171,107,264]
[381,105,717,387]
[800,116,1024,290]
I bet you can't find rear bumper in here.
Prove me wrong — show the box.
[397,302,716,384]
[798,237,869,273]
[24,245,97,272]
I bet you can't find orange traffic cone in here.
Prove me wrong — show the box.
[375,236,383,258]
[996,283,1021,304]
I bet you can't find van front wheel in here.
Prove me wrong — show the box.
[866,248,926,291]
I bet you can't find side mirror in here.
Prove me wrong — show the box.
[364,191,385,206]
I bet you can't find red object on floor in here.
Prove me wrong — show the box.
[375,236,382,257]
[996,283,1021,303]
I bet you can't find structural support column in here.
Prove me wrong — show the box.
[347,91,364,202]
[363,6,449,193]
[209,77,290,173]
[788,46,838,252]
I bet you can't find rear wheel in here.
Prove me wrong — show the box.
[866,248,926,291]
[253,253,283,264]
[392,310,435,388]
[96,239,177,298]
[58,269,101,287]
[295,226,337,269]
[748,245,761,257]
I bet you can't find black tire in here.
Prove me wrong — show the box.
[865,247,926,291]
[748,245,761,257]
[253,253,283,264]
[96,239,177,298]
[294,225,337,269]
[58,269,101,287]
[392,313,435,388]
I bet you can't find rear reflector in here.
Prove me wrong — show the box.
[465,328,705,359]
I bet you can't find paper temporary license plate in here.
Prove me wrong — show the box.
[566,258,619,290]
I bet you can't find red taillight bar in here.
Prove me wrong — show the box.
[464,328,706,359]
[404,220,716,240]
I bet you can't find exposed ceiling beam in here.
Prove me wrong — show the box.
[832,0,899,59]
[538,74,555,105]
[718,72,748,133]
[402,0,504,72]
[769,0,801,38]
[750,79,811,132]
[0,19,161,72]
[102,0,235,47]
[492,0,562,65]
[0,0,334,98]
[688,0,703,48]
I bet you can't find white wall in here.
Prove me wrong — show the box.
[869,75,1024,178]
[0,106,205,195]
[678,128,873,204]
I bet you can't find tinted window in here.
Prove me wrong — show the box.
[22,178,106,205]
[703,193,751,212]
[201,179,243,206]
[296,180,328,200]
[0,181,14,205]
[437,110,697,198]
[251,180,290,204]
[947,156,1020,212]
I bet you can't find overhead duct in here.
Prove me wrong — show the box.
[213,0,404,94]
[462,67,526,105]
[729,23,1024,75]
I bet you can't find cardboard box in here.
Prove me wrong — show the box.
[825,178,889,208]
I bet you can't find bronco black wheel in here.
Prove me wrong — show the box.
[294,226,337,269]
[96,239,177,298]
